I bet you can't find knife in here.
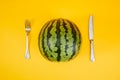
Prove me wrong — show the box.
[89,15,95,62]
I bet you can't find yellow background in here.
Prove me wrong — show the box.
[0,0,120,80]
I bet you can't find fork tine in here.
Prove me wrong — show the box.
[25,20,31,28]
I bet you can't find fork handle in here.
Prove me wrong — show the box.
[90,40,95,62]
[25,35,30,59]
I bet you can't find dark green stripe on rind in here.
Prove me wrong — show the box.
[47,21,53,52]
[62,20,74,61]
[56,19,61,61]
[43,21,53,60]
[66,20,77,60]
[39,21,50,59]
[48,20,58,53]
[43,20,58,61]
[71,22,81,56]
[47,20,58,61]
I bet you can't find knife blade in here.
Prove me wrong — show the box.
[89,16,94,40]
[89,15,95,62]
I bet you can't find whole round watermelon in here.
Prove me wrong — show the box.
[38,18,81,61]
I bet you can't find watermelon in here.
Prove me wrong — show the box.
[38,18,81,61]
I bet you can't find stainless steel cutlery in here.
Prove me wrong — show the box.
[25,20,31,59]
[89,15,95,62]
[24,16,95,62]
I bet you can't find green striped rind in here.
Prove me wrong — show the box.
[39,20,51,60]
[38,18,81,62]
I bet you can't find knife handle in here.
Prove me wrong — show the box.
[90,40,95,62]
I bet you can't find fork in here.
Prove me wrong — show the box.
[25,20,31,59]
